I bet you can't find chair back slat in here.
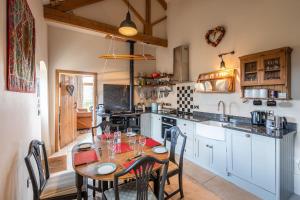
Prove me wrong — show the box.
[164,126,187,169]
[91,120,118,137]
[24,140,49,200]
[114,156,169,200]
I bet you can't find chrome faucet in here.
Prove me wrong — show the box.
[218,101,229,122]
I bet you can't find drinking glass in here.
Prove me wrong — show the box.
[107,139,116,160]
[139,136,146,155]
[128,136,137,154]
[127,127,133,136]
[104,125,110,143]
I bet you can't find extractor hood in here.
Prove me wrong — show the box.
[173,45,189,82]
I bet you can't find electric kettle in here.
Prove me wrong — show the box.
[251,111,267,126]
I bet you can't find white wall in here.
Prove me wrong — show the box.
[0,0,48,199]
[157,0,300,194]
[48,25,156,152]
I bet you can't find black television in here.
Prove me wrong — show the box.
[103,84,130,112]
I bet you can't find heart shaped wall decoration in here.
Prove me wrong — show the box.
[205,26,226,47]
[66,85,75,96]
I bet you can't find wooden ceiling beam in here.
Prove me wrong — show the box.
[144,0,152,35]
[44,7,168,47]
[151,16,167,26]
[156,0,167,10]
[46,0,104,12]
[121,0,146,25]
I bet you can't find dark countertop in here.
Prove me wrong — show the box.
[145,111,297,139]
[223,123,296,139]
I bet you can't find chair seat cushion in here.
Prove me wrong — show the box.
[40,171,77,199]
[104,181,157,200]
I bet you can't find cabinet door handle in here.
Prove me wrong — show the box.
[245,134,251,138]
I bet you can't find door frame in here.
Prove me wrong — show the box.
[55,69,98,152]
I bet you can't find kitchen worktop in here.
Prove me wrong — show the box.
[146,111,297,139]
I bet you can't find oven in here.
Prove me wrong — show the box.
[161,117,177,141]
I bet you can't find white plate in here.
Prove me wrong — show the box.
[152,146,168,154]
[126,132,137,137]
[96,163,117,175]
[78,143,92,150]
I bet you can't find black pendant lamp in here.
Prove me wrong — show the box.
[119,3,138,37]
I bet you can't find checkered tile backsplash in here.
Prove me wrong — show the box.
[177,85,194,113]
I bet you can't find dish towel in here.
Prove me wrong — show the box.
[74,150,98,166]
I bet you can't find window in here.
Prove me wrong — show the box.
[82,76,94,110]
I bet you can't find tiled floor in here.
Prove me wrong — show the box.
[51,133,300,200]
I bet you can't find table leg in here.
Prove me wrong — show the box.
[76,173,83,200]
[154,169,161,198]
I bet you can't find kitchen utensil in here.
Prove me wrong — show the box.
[253,100,262,106]
[244,89,252,98]
[252,89,260,98]
[215,79,229,92]
[274,116,287,129]
[151,103,158,112]
[195,82,205,92]
[266,119,276,129]
[270,90,278,99]
[251,111,267,126]
[204,81,212,91]
[267,100,277,106]
[278,92,287,99]
[158,103,162,111]
[259,89,268,99]
[96,163,117,175]
[96,104,105,115]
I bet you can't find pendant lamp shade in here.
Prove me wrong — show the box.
[119,11,138,36]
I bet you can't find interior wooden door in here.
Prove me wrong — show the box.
[59,74,77,149]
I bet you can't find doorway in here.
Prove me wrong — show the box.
[55,70,97,151]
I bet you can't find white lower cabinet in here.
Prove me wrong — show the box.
[150,114,162,142]
[194,135,227,175]
[140,113,151,137]
[226,129,276,194]
[252,134,276,193]
[176,119,195,160]
[227,130,252,181]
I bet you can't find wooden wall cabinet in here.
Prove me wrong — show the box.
[240,47,292,99]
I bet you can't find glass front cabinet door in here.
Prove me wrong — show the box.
[240,57,261,86]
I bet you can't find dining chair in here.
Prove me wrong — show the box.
[163,126,187,199]
[91,120,112,137]
[24,140,87,200]
[89,120,113,197]
[103,156,169,200]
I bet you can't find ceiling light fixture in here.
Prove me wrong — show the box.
[218,51,235,69]
[119,1,138,37]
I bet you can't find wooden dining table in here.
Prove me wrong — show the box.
[72,134,169,200]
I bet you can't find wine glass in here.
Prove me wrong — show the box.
[104,125,111,143]
[139,136,146,155]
